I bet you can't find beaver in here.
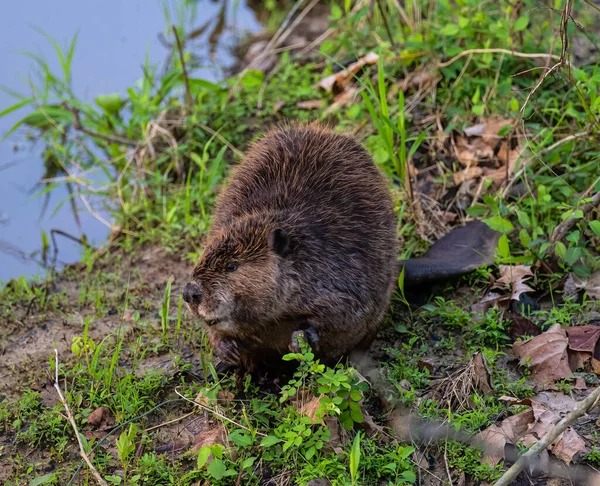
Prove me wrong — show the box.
[183,123,500,373]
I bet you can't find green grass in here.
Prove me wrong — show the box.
[2,0,600,484]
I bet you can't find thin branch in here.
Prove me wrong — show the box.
[437,48,564,69]
[541,130,589,154]
[174,388,267,437]
[172,25,193,108]
[493,386,600,486]
[551,190,600,244]
[54,348,108,486]
[68,105,137,147]
[145,411,194,433]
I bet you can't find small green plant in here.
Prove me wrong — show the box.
[281,333,369,430]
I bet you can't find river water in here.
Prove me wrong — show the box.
[0,0,261,283]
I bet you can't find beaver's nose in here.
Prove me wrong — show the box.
[183,282,202,305]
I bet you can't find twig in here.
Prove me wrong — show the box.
[174,388,267,437]
[54,348,108,486]
[541,130,589,154]
[68,105,137,147]
[493,385,600,486]
[437,48,564,69]
[144,411,194,433]
[519,0,572,117]
[551,190,600,244]
[172,25,193,108]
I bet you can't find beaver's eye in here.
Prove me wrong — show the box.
[226,263,238,273]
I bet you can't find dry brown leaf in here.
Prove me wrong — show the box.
[565,325,600,352]
[508,311,541,340]
[513,323,572,386]
[568,270,600,299]
[191,424,228,453]
[273,100,285,113]
[549,427,587,464]
[297,395,325,425]
[471,292,509,315]
[493,265,535,301]
[477,409,535,466]
[479,393,586,466]
[593,357,600,375]
[315,52,379,93]
[472,351,494,394]
[398,70,436,91]
[296,99,324,110]
[325,87,358,115]
[453,166,484,184]
[88,407,114,429]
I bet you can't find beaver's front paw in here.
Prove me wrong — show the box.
[214,337,241,366]
[289,326,319,354]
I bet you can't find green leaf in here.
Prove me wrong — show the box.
[497,123,512,136]
[514,16,529,31]
[554,241,567,260]
[589,220,600,237]
[350,390,363,401]
[350,432,362,482]
[517,211,531,228]
[197,446,211,469]
[330,4,343,20]
[0,97,33,119]
[29,474,55,486]
[95,93,124,115]
[497,234,510,258]
[208,458,226,480]
[519,229,531,247]
[483,216,514,233]
[260,435,282,447]
[228,429,253,447]
[189,78,222,92]
[510,97,519,111]
[241,70,264,89]
[401,470,417,483]
[440,24,460,35]
[565,246,582,266]
[472,104,484,115]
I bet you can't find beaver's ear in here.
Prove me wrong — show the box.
[268,228,291,257]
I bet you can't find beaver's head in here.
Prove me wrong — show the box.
[183,217,293,333]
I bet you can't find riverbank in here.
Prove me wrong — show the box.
[3,1,600,485]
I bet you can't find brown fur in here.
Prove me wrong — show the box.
[185,122,399,371]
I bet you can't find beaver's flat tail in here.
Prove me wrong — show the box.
[398,221,501,284]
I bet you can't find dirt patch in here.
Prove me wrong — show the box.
[0,245,193,399]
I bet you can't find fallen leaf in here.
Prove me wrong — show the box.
[191,424,228,453]
[549,427,587,464]
[398,70,436,91]
[568,270,600,299]
[508,311,541,340]
[513,323,572,386]
[492,265,535,301]
[325,87,358,114]
[477,409,535,466]
[315,52,379,93]
[87,407,112,429]
[296,100,324,110]
[478,393,586,466]
[565,325,600,353]
[471,292,509,316]
[273,100,285,113]
[593,357,600,375]
[297,395,324,425]
[453,166,484,185]
[472,351,494,394]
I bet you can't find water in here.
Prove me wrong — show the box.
[0,0,262,283]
